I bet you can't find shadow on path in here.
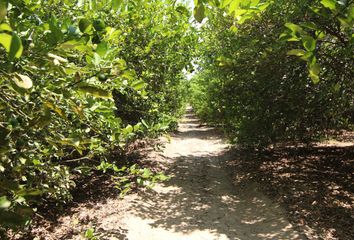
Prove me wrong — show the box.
[122,109,305,240]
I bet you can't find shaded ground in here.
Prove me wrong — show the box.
[116,110,304,240]
[21,109,306,240]
[229,135,354,239]
[18,110,353,240]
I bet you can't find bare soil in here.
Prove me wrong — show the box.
[229,133,354,239]
[112,111,305,240]
[18,110,353,240]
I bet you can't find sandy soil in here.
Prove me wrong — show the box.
[31,109,307,240]
[85,109,305,240]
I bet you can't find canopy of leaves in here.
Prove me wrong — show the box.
[1,0,353,236]
[190,0,353,147]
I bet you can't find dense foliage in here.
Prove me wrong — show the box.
[0,0,195,234]
[1,0,353,237]
[190,0,354,146]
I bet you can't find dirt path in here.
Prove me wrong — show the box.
[37,110,306,240]
[97,110,305,240]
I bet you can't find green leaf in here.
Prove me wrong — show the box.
[194,3,205,23]
[131,79,146,91]
[350,6,354,19]
[31,110,51,129]
[89,0,97,10]
[32,159,43,165]
[13,73,33,89]
[285,23,304,35]
[9,33,23,60]
[96,42,108,57]
[0,32,11,51]
[0,23,12,31]
[123,124,133,134]
[221,0,234,8]
[44,101,67,119]
[300,51,314,61]
[121,70,136,80]
[49,17,64,44]
[176,6,189,15]
[92,52,101,66]
[257,1,270,11]
[156,173,169,181]
[316,31,326,39]
[142,168,152,179]
[0,209,28,227]
[112,0,122,10]
[309,73,320,83]
[309,63,320,75]
[93,19,105,31]
[309,63,321,83]
[0,1,7,20]
[338,16,351,28]
[320,0,337,10]
[58,138,81,147]
[133,122,141,131]
[77,85,112,98]
[228,0,241,14]
[302,36,316,51]
[141,119,149,128]
[229,25,238,33]
[16,189,42,197]
[333,83,340,92]
[0,33,23,60]
[287,49,306,56]
[79,18,92,33]
[279,32,288,39]
[237,13,252,24]
[136,177,143,185]
[300,22,318,30]
[85,228,95,238]
[0,196,11,209]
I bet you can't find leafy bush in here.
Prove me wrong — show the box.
[190,0,354,147]
[0,0,195,234]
